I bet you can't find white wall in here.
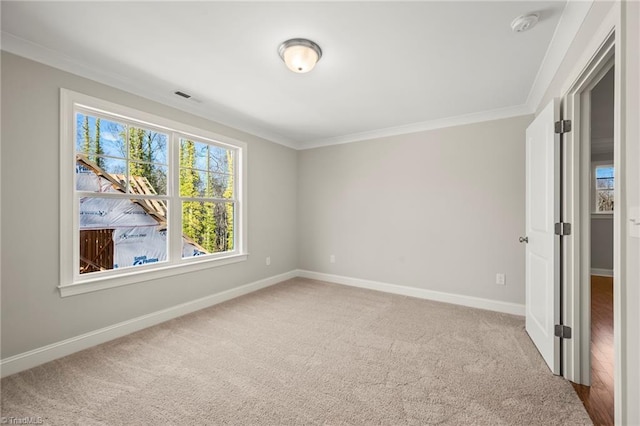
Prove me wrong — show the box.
[0,52,298,359]
[298,115,532,305]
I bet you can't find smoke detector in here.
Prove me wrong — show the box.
[511,14,539,33]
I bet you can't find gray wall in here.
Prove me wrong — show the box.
[590,70,614,272]
[298,115,532,305]
[591,217,613,270]
[0,52,298,359]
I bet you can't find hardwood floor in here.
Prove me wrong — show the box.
[571,275,614,426]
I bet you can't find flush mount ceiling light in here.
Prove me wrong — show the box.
[511,14,539,32]
[278,38,322,73]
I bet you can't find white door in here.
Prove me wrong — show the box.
[525,99,561,375]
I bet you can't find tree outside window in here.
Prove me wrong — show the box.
[594,164,614,213]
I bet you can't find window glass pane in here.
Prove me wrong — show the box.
[597,190,614,212]
[182,201,234,258]
[79,197,168,274]
[99,157,128,176]
[180,139,204,170]
[180,169,207,197]
[76,113,126,159]
[180,138,234,199]
[210,172,233,199]
[209,145,233,175]
[129,162,168,195]
[76,156,126,192]
[128,127,168,165]
[193,140,210,171]
[596,166,614,179]
[594,165,614,212]
[596,166,614,190]
[112,225,167,270]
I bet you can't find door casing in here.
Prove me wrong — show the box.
[560,8,623,421]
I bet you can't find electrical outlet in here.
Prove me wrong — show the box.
[496,273,506,285]
[329,254,336,264]
[266,256,271,266]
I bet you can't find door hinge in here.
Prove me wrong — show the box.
[555,324,572,339]
[555,119,572,134]
[554,222,572,236]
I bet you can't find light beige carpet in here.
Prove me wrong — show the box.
[1,278,591,425]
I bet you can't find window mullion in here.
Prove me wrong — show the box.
[169,132,182,264]
[72,190,81,283]
[125,124,130,193]
[179,196,236,203]
[75,191,167,200]
[235,148,242,253]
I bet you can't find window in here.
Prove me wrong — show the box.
[60,89,246,296]
[593,163,614,213]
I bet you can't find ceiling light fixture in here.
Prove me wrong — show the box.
[511,14,539,33]
[278,38,322,73]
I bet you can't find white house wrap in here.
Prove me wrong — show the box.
[77,163,205,270]
[79,198,159,230]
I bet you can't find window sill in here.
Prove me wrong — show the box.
[58,253,249,297]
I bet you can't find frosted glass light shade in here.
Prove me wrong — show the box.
[278,39,322,74]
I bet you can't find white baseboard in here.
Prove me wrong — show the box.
[0,270,297,378]
[296,269,525,317]
[591,268,614,277]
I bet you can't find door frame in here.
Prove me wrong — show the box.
[564,38,613,386]
[560,2,623,422]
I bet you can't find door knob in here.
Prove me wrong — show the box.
[519,236,529,243]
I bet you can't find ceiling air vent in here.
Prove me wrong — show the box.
[174,90,192,99]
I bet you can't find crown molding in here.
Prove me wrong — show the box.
[526,0,594,113]
[1,32,300,150]
[300,104,533,150]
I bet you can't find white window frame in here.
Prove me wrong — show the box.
[59,89,248,297]
[591,160,614,216]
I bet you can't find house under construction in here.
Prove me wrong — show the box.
[76,153,206,274]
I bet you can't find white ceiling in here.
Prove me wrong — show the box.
[2,1,578,149]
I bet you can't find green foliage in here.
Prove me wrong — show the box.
[123,127,165,193]
[81,115,104,169]
[223,150,234,250]
[128,127,145,176]
[82,115,91,160]
[95,118,103,168]
[180,140,204,245]
[179,140,235,255]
